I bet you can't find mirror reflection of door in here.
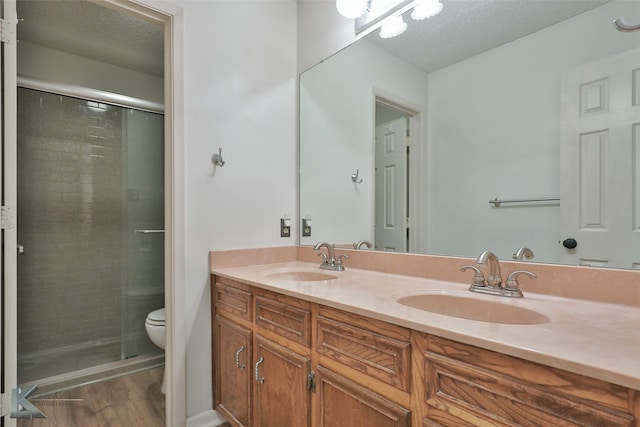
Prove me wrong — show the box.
[560,47,640,268]
[374,99,414,252]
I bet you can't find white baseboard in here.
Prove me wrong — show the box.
[186,409,227,427]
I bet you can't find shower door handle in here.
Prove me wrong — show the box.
[134,229,165,234]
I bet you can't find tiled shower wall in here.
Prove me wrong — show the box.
[17,89,124,356]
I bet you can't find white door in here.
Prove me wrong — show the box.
[375,117,408,252]
[2,0,19,424]
[560,47,640,268]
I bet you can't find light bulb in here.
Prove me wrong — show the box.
[411,0,443,20]
[336,0,368,19]
[379,15,407,38]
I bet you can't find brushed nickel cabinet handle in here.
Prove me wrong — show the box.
[235,345,246,370]
[255,356,265,384]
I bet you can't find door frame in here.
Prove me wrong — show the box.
[4,0,186,424]
[372,89,423,253]
[3,1,18,425]
[103,0,186,425]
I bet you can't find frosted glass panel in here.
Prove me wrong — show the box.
[16,87,163,383]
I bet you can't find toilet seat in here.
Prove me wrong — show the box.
[146,308,165,326]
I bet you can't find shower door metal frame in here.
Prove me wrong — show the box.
[1,0,18,425]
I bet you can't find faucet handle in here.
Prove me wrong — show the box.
[503,270,537,297]
[460,265,485,286]
[317,252,329,264]
[335,254,349,271]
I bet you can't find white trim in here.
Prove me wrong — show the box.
[186,410,227,427]
[3,1,18,425]
[103,1,185,426]
[17,76,164,113]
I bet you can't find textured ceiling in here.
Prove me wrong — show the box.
[16,0,164,77]
[366,0,610,73]
[15,0,609,78]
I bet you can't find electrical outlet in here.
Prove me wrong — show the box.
[280,218,291,238]
[302,218,312,237]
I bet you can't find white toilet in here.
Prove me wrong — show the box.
[145,307,166,393]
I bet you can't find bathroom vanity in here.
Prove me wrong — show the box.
[210,248,640,426]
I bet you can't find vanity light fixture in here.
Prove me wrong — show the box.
[379,0,442,37]
[379,14,408,38]
[410,0,443,20]
[336,0,369,19]
[341,0,444,39]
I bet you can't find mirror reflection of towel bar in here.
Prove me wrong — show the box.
[613,18,640,33]
[490,197,560,207]
[134,229,165,234]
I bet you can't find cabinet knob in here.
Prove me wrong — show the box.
[255,356,265,384]
[235,345,246,370]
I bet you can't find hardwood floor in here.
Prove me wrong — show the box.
[17,367,165,427]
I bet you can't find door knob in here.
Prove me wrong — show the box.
[562,238,577,249]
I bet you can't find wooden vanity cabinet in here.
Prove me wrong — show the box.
[213,276,640,427]
[314,365,411,427]
[253,335,311,427]
[313,307,412,427]
[412,332,639,427]
[215,315,252,426]
[212,277,313,427]
[252,287,313,427]
[213,279,254,426]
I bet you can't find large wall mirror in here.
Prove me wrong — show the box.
[299,0,640,269]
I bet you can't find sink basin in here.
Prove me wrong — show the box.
[397,292,549,325]
[265,270,338,282]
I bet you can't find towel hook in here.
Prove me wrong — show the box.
[351,169,363,184]
[613,18,640,33]
[212,147,225,167]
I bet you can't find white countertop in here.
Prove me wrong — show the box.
[212,261,640,390]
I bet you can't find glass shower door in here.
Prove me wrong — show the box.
[121,108,164,359]
[16,87,164,384]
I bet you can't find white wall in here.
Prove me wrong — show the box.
[18,41,163,104]
[426,1,640,263]
[176,0,297,417]
[297,0,356,73]
[18,0,298,420]
[299,40,428,247]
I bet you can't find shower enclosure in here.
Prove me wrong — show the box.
[16,86,164,385]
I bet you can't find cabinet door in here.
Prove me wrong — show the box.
[253,336,311,427]
[215,315,252,427]
[315,365,411,427]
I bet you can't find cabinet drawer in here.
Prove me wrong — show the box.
[315,310,411,392]
[255,294,311,347]
[214,280,252,322]
[419,334,635,427]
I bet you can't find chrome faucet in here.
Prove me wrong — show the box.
[314,242,348,271]
[477,250,503,288]
[461,250,536,298]
[512,247,534,260]
[353,240,373,249]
